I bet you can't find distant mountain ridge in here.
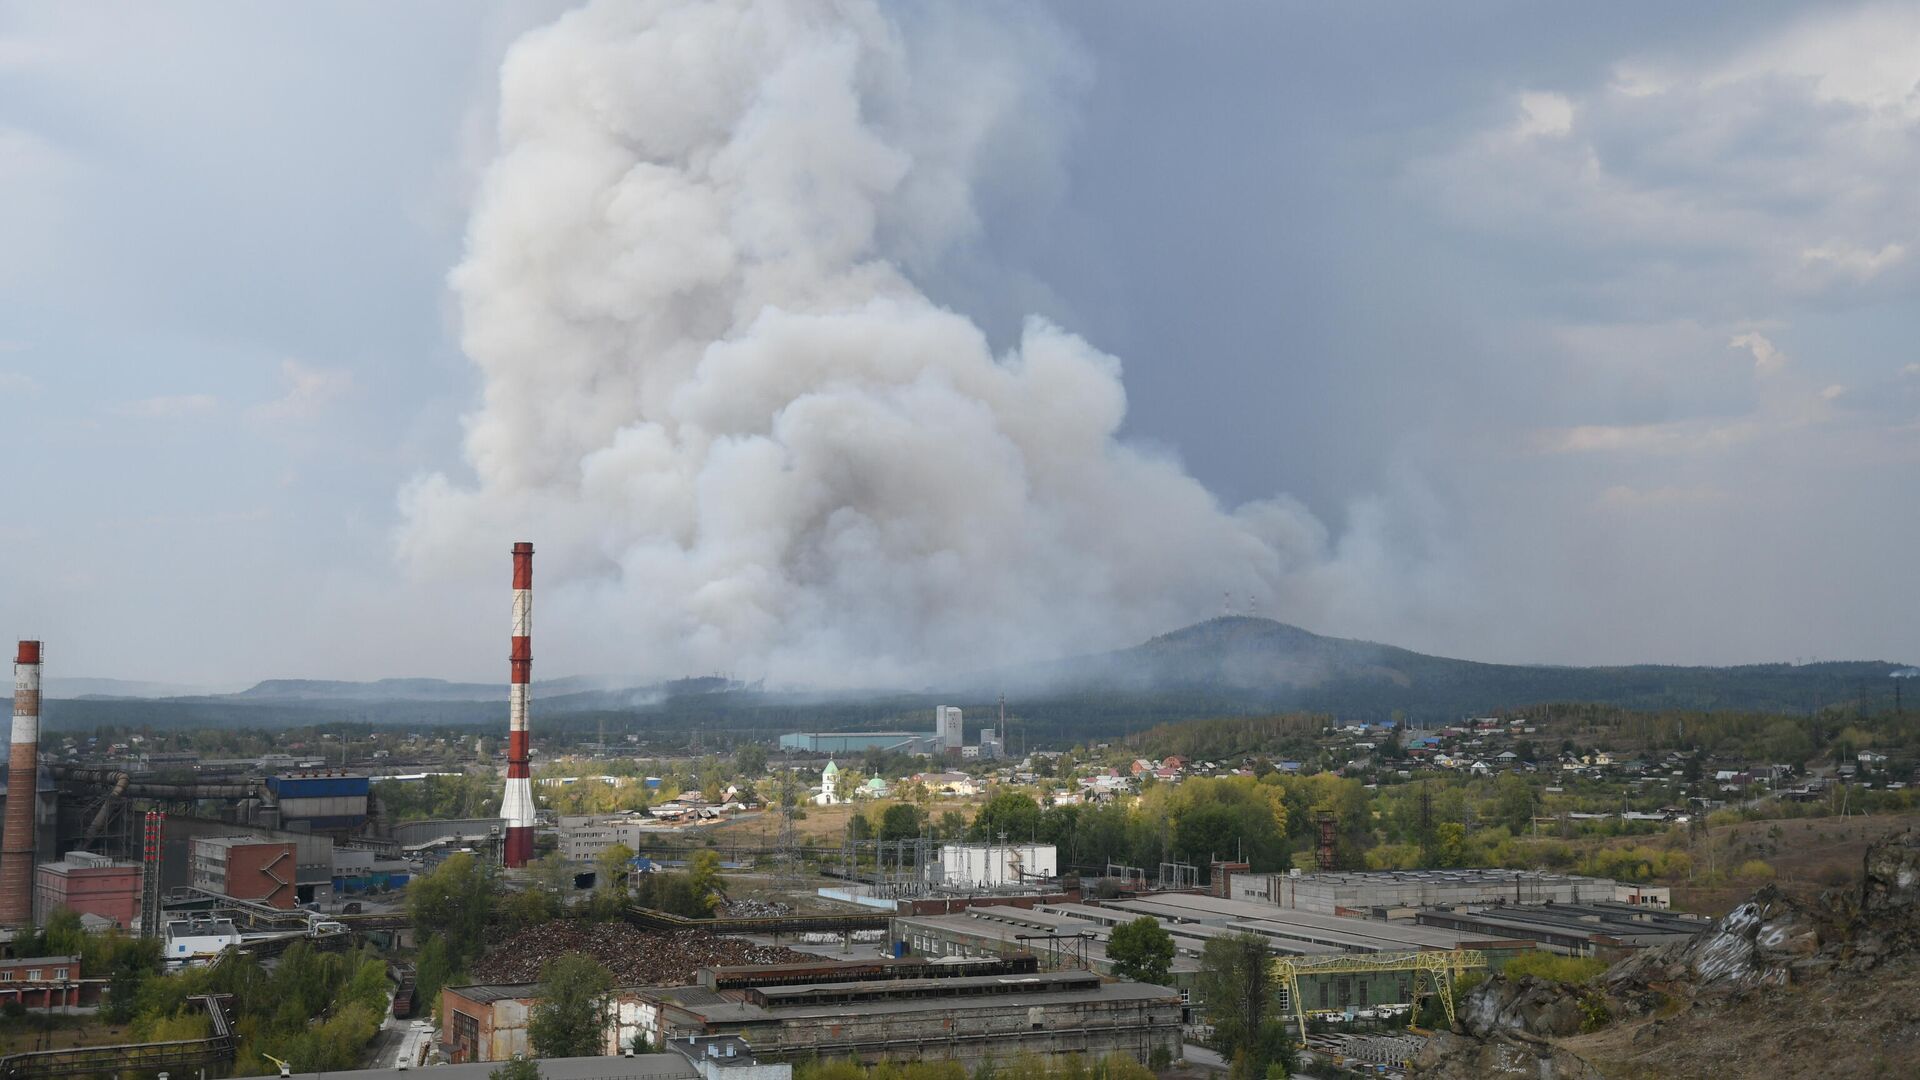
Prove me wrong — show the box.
[993,616,1910,716]
[230,676,611,703]
[35,616,1911,731]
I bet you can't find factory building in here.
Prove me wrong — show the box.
[557,816,655,862]
[329,848,413,894]
[0,954,81,1008]
[190,836,297,908]
[891,905,1203,987]
[937,843,1057,889]
[264,772,370,833]
[777,733,939,756]
[897,888,1709,1020]
[163,818,335,906]
[445,959,1182,1067]
[936,706,963,753]
[779,703,981,759]
[634,970,1179,1066]
[33,851,141,928]
[1228,868,1626,914]
[162,915,242,963]
[1412,902,1707,959]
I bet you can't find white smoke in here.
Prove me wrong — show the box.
[399,0,1412,685]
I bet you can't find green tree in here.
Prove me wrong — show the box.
[732,743,769,779]
[938,810,970,840]
[528,953,614,1058]
[1492,774,1534,834]
[879,803,925,842]
[1107,917,1174,985]
[687,849,724,911]
[596,843,637,889]
[407,853,499,1004]
[1195,933,1273,1060]
[969,792,1043,842]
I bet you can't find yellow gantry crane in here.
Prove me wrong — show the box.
[1271,948,1487,1043]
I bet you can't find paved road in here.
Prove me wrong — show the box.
[1184,1043,1329,1079]
[362,990,431,1070]
[1182,1044,1226,1071]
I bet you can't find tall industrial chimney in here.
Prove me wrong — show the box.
[500,544,536,867]
[2,641,42,925]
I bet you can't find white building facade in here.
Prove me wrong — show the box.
[937,843,1057,889]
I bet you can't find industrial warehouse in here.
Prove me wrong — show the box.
[443,957,1182,1066]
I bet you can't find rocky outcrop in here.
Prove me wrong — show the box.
[1412,1031,1604,1080]
[1608,827,1920,1007]
[1604,885,1836,1002]
[1417,828,1920,1076]
[1457,975,1591,1039]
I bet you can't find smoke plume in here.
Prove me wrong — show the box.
[400,0,1398,685]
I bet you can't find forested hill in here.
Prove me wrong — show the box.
[37,616,1909,736]
[983,617,1910,720]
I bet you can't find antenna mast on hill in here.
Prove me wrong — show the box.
[1222,592,1233,618]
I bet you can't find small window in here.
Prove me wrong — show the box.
[1,971,12,982]
[25,970,39,982]
[53,969,66,980]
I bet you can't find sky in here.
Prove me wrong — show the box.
[0,1,1916,687]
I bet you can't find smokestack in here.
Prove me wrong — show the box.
[3,641,42,925]
[500,543,536,867]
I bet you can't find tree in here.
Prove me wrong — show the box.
[1107,917,1174,985]
[686,849,723,912]
[969,792,1042,842]
[879,803,925,842]
[938,810,970,840]
[1493,774,1534,834]
[526,849,568,891]
[732,742,769,779]
[596,843,637,889]
[528,953,614,1058]
[1195,933,1271,1057]
[491,1059,541,1080]
[407,853,500,1004]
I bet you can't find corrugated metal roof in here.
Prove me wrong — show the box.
[248,1053,699,1080]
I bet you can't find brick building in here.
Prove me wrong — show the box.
[191,836,297,908]
[34,851,142,928]
[0,955,81,1008]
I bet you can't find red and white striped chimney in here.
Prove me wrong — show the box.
[500,543,536,867]
[2,641,42,925]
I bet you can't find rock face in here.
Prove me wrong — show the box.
[1415,829,1920,1077]
[1605,885,1835,1001]
[1608,827,1920,1005]
[1458,975,1590,1039]
[1412,1031,1604,1080]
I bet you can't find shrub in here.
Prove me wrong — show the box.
[1499,952,1608,985]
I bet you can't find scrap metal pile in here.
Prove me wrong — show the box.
[717,898,794,918]
[469,922,812,986]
